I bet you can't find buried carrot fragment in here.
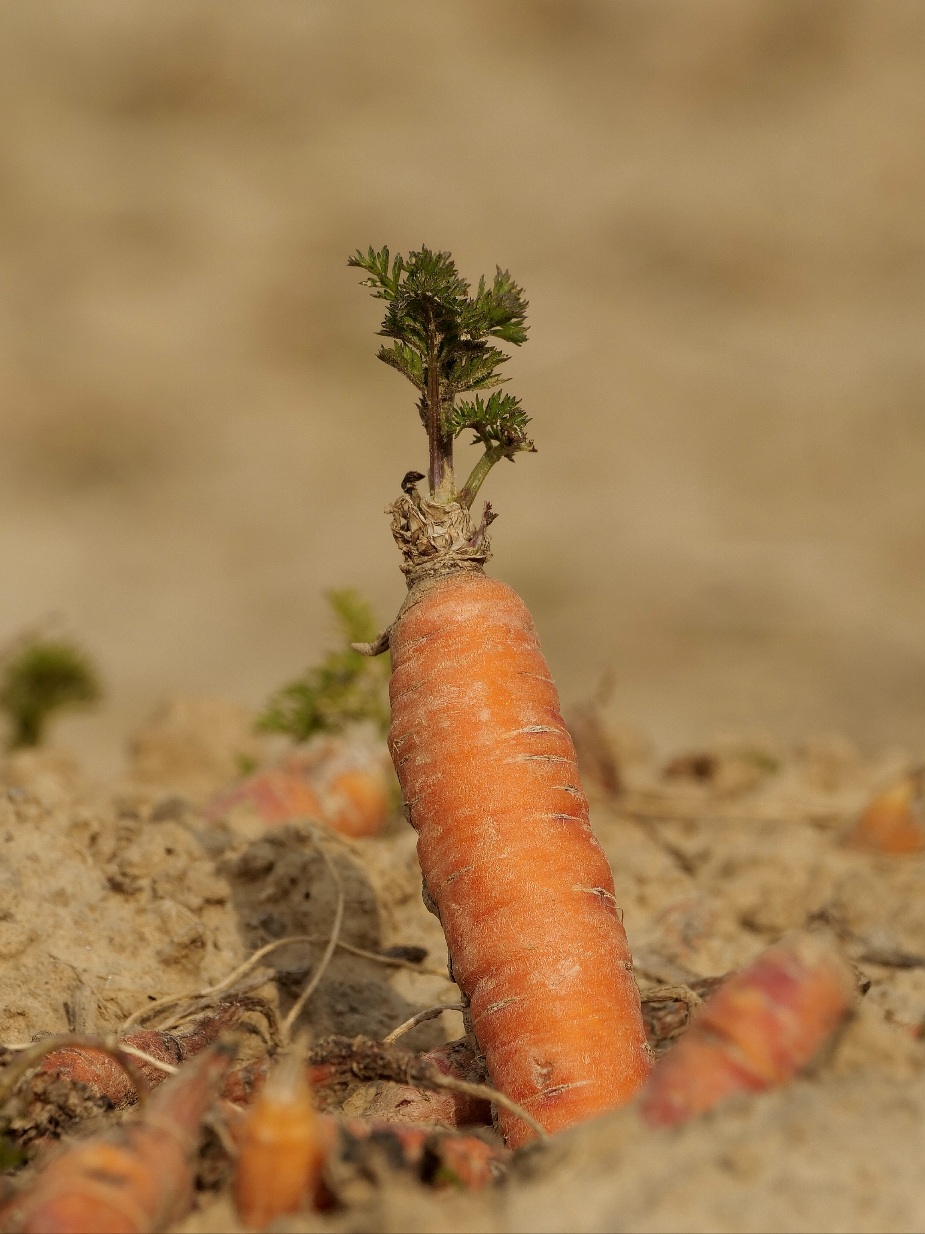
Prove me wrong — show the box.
[844,773,925,855]
[1,1041,235,1234]
[38,1004,241,1108]
[366,1038,491,1129]
[639,932,856,1128]
[232,1050,325,1230]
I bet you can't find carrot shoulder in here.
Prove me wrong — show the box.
[390,571,651,1145]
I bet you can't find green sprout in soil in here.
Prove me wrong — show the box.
[0,638,102,750]
[348,245,534,506]
[258,589,390,741]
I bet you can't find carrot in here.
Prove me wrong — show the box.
[333,1118,506,1191]
[366,1038,492,1128]
[207,767,324,828]
[38,1005,240,1108]
[844,773,925,854]
[207,736,391,839]
[232,1051,325,1230]
[639,932,856,1128]
[1,1042,235,1234]
[349,246,652,1147]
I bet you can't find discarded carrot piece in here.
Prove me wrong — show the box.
[1,1042,235,1234]
[844,775,925,855]
[39,1005,240,1108]
[334,1118,506,1191]
[232,1051,325,1230]
[322,766,390,838]
[206,767,324,828]
[640,932,856,1128]
[349,246,652,1148]
[366,1038,491,1128]
[206,735,391,838]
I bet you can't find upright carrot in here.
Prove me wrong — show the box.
[349,246,651,1146]
[1,1042,235,1234]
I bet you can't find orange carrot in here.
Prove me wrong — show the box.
[232,1052,325,1230]
[640,932,856,1128]
[388,573,652,1145]
[348,245,652,1147]
[1,1042,235,1234]
[844,774,925,854]
[207,737,390,839]
[334,1118,506,1191]
[39,1005,240,1108]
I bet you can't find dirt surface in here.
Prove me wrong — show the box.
[1,702,924,1231]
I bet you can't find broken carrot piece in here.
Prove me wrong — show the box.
[2,1042,235,1234]
[640,932,856,1128]
[232,1052,325,1230]
[366,1038,491,1128]
[844,775,925,855]
[38,1005,240,1108]
[207,735,391,838]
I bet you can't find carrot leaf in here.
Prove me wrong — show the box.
[349,245,531,503]
[258,590,390,741]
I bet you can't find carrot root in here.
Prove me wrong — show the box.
[38,1005,241,1109]
[232,1051,325,1230]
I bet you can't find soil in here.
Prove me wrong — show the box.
[1,700,924,1232]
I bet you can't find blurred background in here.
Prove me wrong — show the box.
[0,0,922,777]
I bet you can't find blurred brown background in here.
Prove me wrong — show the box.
[0,0,922,776]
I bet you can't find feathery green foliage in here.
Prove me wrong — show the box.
[0,638,102,749]
[258,590,390,742]
[349,245,533,504]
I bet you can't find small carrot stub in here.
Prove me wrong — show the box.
[366,1038,492,1128]
[39,1005,240,1108]
[844,776,925,855]
[232,1052,325,1230]
[390,572,652,1147]
[207,736,391,839]
[640,933,856,1128]
[2,1042,235,1234]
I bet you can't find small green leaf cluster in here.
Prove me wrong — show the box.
[348,245,531,455]
[0,638,102,749]
[258,590,390,742]
[446,391,533,453]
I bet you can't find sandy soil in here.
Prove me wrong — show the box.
[1,700,924,1231]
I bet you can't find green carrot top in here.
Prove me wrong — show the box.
[348,246,534,508]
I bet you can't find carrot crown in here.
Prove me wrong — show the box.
[349,246,533,507]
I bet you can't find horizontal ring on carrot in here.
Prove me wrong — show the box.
[349,246,652,1146]
[639,931,856,1128]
